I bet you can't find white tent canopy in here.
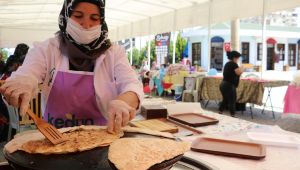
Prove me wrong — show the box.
[0,0,300,47]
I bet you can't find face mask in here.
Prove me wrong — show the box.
[66,18,101,44]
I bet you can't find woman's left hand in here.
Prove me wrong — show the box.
[107,100,136,133]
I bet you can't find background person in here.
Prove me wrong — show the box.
[219,51,244,117]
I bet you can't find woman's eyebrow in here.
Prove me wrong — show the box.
[72,11,83,15]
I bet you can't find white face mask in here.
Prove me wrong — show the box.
[66,18,101,44]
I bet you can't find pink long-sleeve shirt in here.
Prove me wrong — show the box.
[11,36,144,119]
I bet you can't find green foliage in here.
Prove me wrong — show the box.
[0,48,9,61]
[127,40,156,67]
[127,33,187,66]
[169,32,187,63]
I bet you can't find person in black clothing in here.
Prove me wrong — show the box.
[219,51,244,117]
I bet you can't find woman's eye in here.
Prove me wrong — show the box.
[91,18,99,21]
[74,15,82,18]
[91,15,100,21]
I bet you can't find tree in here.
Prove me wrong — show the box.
[169,32,187,63]
[127,40,156,67]
[0,48,9,61]
[126,34,187,66]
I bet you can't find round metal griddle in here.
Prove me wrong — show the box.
[3,132,183,170]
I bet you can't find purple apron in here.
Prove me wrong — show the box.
[44,58,106,128]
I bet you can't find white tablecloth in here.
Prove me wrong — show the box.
[141,99,300,170]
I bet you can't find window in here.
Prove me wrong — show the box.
[257,43,262,61]
[192,42,201,66]
[241,42,250,63]
[211,42,224,71]
[277,44,285,60]
[288,44,296,66]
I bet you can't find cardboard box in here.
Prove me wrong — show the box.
[141,105,168,119]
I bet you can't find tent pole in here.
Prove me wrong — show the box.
[130,38,133,65]
[172,32,177,64]
[172,10,177,65]
[139,36,141,61]
[148,36,151,70]
[261,0,267,79]
[207,0,213,71]
[147,18,151,70]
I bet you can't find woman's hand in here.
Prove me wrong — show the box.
[0,76,38,116]
[235,66,244,76]
[107,100,136,133]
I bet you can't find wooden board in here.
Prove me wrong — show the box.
[191,137,266,160]
[163,119,202,136]
[129,119,179,133]
[169,113,219,127]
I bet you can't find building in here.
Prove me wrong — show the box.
[182,23,300,71]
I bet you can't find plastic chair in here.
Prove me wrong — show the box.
[182,75,204,102]
[3,98,20,141]
[207,68,218,76]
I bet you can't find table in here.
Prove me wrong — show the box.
[200,77,289,118]
[140,99,300,170]
[284,85,300,114]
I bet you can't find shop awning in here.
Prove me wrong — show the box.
[211,36,225,43]
[267,38,277,44]
[0,0,300,47]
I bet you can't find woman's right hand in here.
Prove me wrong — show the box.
[235,66,244,76]
[0,75,38,116]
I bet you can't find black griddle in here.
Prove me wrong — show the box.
[3,132,183,170]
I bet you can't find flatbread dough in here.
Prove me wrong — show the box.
[108,138,190,170]
[5,126,123,154]
[5,125,174,155]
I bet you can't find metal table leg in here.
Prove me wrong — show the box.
[261,87,275,119]
[250,105,254,119]
[205,100,210,108]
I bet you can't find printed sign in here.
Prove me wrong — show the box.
[155,33,171,66]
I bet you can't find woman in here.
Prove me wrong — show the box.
[219,51,244,117]
[0,0,143,133]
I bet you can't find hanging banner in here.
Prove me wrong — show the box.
[155,33,171,66]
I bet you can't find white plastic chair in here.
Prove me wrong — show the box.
[2,98,20,141]
[182,75,204,102]
[182,77,198,102]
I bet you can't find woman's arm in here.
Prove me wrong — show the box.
[113,46,144,109]
[107,45,144,133]
[235,66,244,76]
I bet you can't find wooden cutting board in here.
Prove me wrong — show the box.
[129,119,179,133]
